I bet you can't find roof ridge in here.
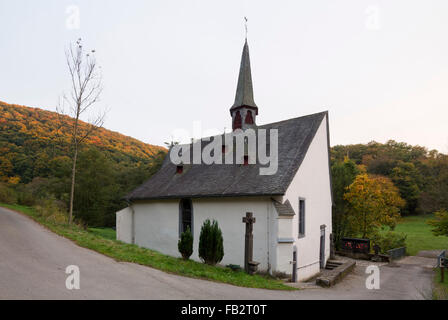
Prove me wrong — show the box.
[278,112,327,192]
[170,110,329,147]
[257,110,328,128]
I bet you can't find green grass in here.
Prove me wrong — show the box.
[392,214,448,256]
[433,268,448,300]
[88,227,116,240]
[0,203,293,291]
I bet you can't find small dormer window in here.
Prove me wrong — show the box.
[176,165,183,174]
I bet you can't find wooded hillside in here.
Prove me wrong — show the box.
[1,100,447,229]
[0,100,166,226]
[0,100,165,183]
[331,140,448,216]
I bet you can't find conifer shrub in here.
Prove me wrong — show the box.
[427,210,448,237]
[199,219,224,265]
[178,227,193,260]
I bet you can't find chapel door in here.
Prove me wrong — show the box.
[319,226,326,269]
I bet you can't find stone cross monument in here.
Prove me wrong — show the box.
[242,212,256,273]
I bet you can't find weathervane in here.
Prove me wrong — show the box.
[244,17,248,39]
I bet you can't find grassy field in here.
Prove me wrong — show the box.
[87,227,117,240]
[393,214,448,256]
[433,268,448,300]
[0,203,293,291]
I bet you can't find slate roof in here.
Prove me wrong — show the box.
[272,199,295,217]
[126,111,330,201]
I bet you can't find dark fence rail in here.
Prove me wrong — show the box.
[387,247,406,261]
[340,238,370,254]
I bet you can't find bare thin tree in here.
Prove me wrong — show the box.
[57,38,106,224]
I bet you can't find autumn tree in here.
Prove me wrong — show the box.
[0,156,13,179]
[57,38,105,224]
[390,161,422,215]
[344,174,405,238]
[74,148,117,226]
[331,158,359,248]
[419,153,448,213]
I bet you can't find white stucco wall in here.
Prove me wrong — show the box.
[133,200,180,257]
[283,115,332,281]
[116,206,133,244]
[275,216,294,275]
[191,198,272,270]
[115,115,332,280]
[278,218,293,239]
[127,197,275,271]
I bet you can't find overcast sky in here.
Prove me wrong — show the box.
[1,0,447,153]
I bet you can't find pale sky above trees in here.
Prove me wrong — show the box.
[1,0,447,153]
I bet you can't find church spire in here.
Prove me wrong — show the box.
[231,40,257,111]
[230,39,258,131]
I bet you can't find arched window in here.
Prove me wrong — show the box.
[233,111,242,130]
[179,199,193,236]
[245,110,254,124]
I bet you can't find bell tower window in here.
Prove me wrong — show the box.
[245,110,254,124]
[233,111,242,130]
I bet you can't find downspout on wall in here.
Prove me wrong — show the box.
[267,200,271,274]
[126,200,136,244]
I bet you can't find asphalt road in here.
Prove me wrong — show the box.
[0,206,435,299]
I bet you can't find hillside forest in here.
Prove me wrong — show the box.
[0,101,166,226]
[0,100,447,234]
[331,141,448,247]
